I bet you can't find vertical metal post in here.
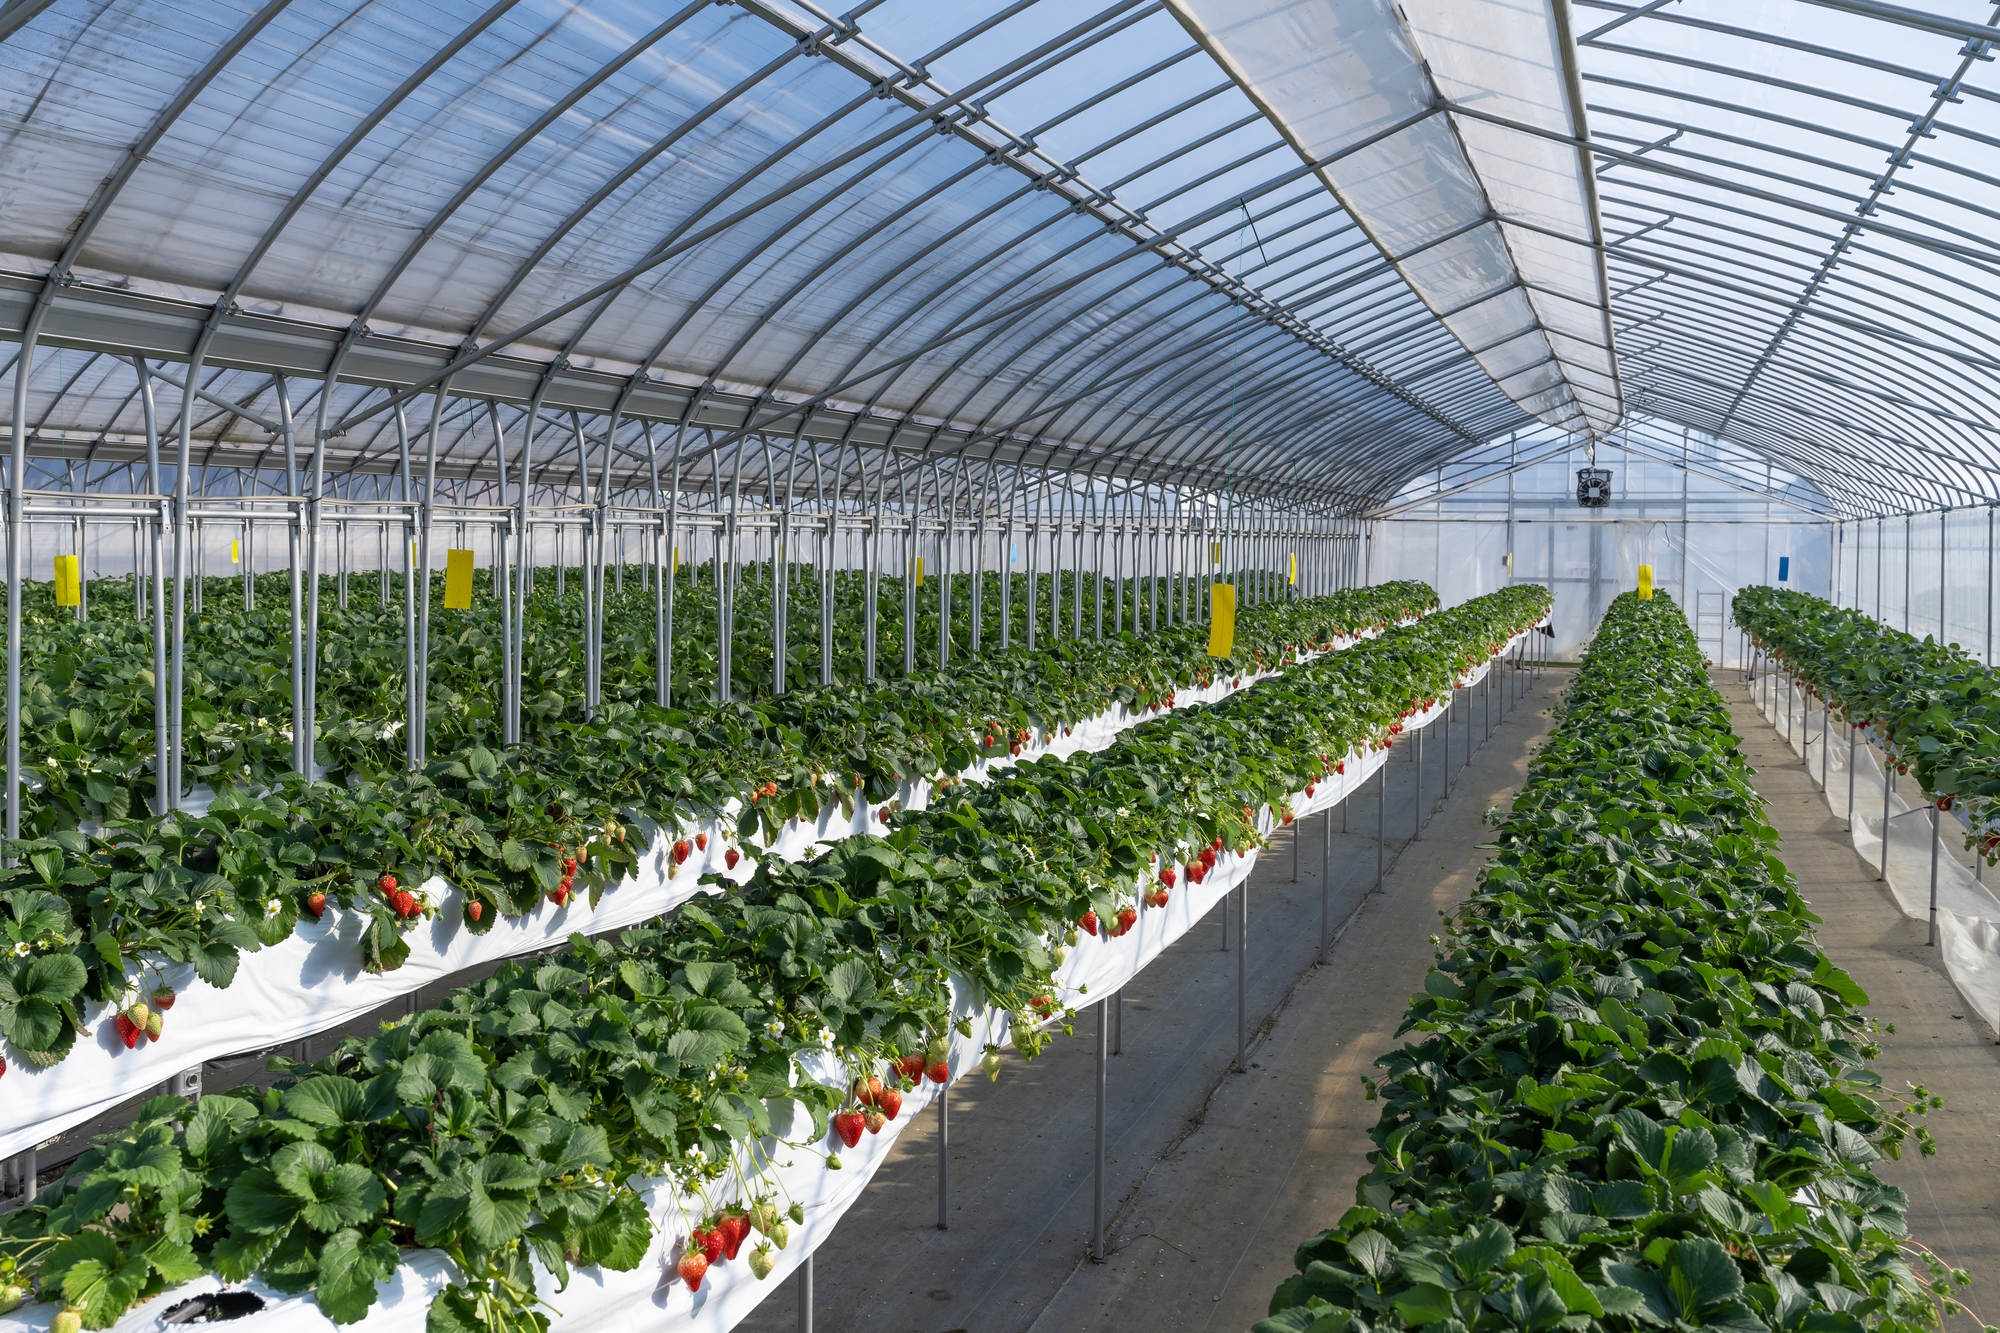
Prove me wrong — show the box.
[1818,693,1828,790]
[1847,717,1857,827]
[797,1254,813,1333]
[1928,801,1941,946]
[1236,883,1246,1072]
[1114,989,1122,1055]
[1414,725,1424,838]
[1320,803,1330,962]
[1880,755,1892,881]
[133,360,170,815]
[1220,883,1229,951]
[21,1147,34,1204]
[1291,811,1299,882]
[937,1078,948,1230]
[1376,762,1385,890]
[1092,997,1107,1263]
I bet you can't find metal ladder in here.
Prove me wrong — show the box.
[1694,589,1726,667]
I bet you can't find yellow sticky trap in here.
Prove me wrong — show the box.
[672,547,679,575]
[54,555,80,607]
[443,548,475,609]
[1206,582,1236,657]
[913,556,924,587]
[1211,541,1222,565]
[1638,564,1654,600]
[1288,552,1297,586]
[230,539,241,565]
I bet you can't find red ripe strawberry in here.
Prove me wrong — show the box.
[468,901,484,922]
[562,857,577,874]
[927,1060,951,1085]
[1146,889,1168,909]
[1336,761,1346,775]
[673,839,691,864]
[113,1012,139,1048]
[862,1107,886,1135]
[549,887,569,907]
[1029,994,1055,1015]
[833,1110,866,1148]
[306,892,326,918]
[698,1227,724,1265]
[695,833,708,852]
[718,1211,751,1261]
[1078,909,1098,937]
[151,986,176,1012]
[877,1085,902,1120]
[678,1247,709,1292]
[390,889,417,918]
[854,1075,882,1107]
[725,848,740,870]
[1212,835,1224,852]
[1160,867,1176,887]
[1114,906,1136,936]
[0,1055,7,1079]
[897,1053,926,1081]
[1282,812,1294,826]
[1200,847,1217,869]
[1305,783,1317,797]
[379,874,398,894]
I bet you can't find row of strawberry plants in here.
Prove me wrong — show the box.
[1259,591,1970,1333]
[22,563,1321,828]
[0,581,1433,1073]
[1732,585,2000,856]
[0,586,1550,1332]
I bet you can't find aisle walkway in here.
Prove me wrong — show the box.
[738,664,1569,1333]
[1717,674,2000,1327]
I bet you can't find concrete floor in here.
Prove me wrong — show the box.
[739,664,1571,1333]
[1717,674,2000,1331]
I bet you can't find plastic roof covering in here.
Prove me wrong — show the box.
[1569,0,2000,518]
[1169,0,1624,438]
[4,1,1998,520]
[0,0,1550,514]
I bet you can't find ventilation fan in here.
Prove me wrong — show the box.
[1575,467,1613,508]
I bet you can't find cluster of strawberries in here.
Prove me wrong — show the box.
[377,874,421,919]
[109,987,174,1050]
[670,831,743,873]
[676,1197,802,1291]
[1144,691,1180,715]
[546,848,584,907]
[831,1070,909,1150]
[1180,835,1227,887]
[746,780,780,804]
[982,725,1035,757]
[1075,903,1137,939]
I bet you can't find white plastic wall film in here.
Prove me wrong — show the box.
[0,624,1410,1162]
[1747,669,2000,1036]
[0,620,1545,1333]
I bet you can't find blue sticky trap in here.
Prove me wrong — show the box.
[1777,556,1790,582]
[1011,543,1018,565]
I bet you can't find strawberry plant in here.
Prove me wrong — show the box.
[1734,586,2000,860]
[0,582,1434,1069]
[1260,593,1972,1333]
[0,587,1546,1331]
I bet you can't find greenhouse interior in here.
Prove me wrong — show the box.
[2,1,1998,1331]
